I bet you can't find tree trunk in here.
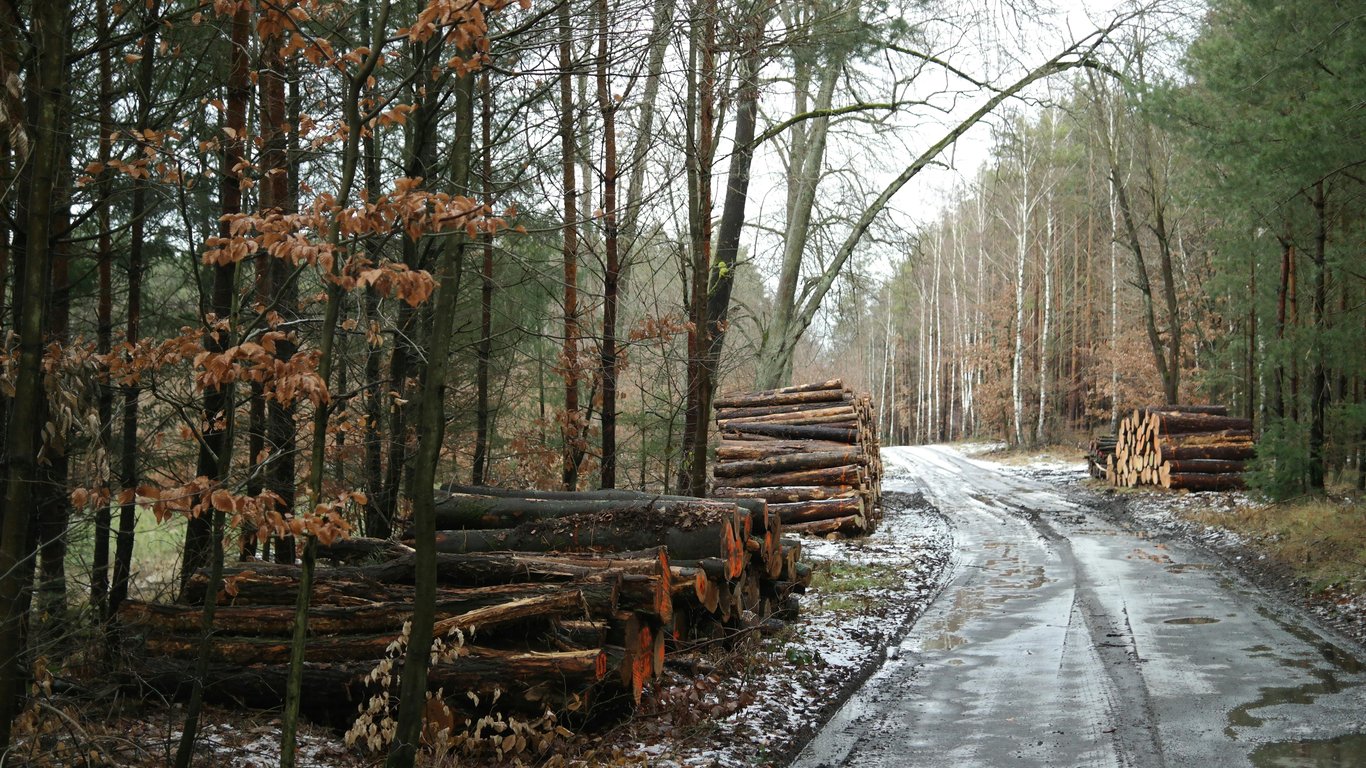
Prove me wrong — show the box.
[90,0,114,617]
[558,0,582,492]
[473,71,495,487]
[597,0,620,489]
[110,1,161,618]
[182,0,248,593]
[386,40,474,768]
[0,0,67,746]
[1308,181,1327,490]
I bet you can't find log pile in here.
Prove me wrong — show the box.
[711,380,883,536]
[1099,405,1254,492]
[118,488,812,730]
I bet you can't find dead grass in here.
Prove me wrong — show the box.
[1183,495,1366,594]
[976,442,1086,467]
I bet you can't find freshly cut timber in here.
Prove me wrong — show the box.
[124,483,809,734]
[713,379,882,536]
[1099,404,1255,491]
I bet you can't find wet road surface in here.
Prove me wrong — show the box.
[791,445,1366,768]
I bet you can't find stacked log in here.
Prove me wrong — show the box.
[1085,434,1117,479]
[712,380,883,536]
[1105,405,1254,491]
[120,488,811,728]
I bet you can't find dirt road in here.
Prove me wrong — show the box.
[791,445,1366,767]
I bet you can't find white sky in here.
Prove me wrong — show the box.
[737,0,1137,286]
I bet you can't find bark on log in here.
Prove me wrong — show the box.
[1150,412,1253,435]
[711,485,858,503]
[713,464,865,489]
[718,422,859,442]
[120,579,609,635]
[712,449,865,478]
[766,497,864,524]
[1163,459,1247,474]
[129,649,605,724]
[1157,443,1256,461]
[784,514,866,536]
[715,401,856,421]
[1145,404,1230,416]
[716,404,856,426]
[715,439,854,460]
[427,506,747,575]
[431,493,741,530]
[714,383,848,408]
[180,551,638,604]
[1164,472,1246,492]
[442,486,771,529]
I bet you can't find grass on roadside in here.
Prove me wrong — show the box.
[808,560,902,614]
[977,442,1086,466]
[1183,495,1366,595]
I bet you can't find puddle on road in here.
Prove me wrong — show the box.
[1225,666,1361,739]
[1250,732,1366,767]
[1165,562,1220,574]
[1165,616,1221,625]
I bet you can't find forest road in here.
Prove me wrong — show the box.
[790,445,1366,768]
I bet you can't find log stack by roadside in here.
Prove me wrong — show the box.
[118,487,812,728]
[711,380,883,536]
[1101,404,1254,491]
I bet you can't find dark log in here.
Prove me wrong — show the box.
[426,505,747,570]
[784,514,866,536]
[766,497,864,524]
[442,486,771,529]
[314,537,414,563]
[1145,404,1229,416]
[712,464,865,489]
[715,439,854,460]
[711,485,858,503]
[719,422,859,442]
[1164,472,1246,492]
[716,404,856,426]
[120,578,610,635]
[129,648,605,725]
[431,492,741,530]
[712,448,865,478]
[1163,459,1247,474]
[180,551,626,604]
